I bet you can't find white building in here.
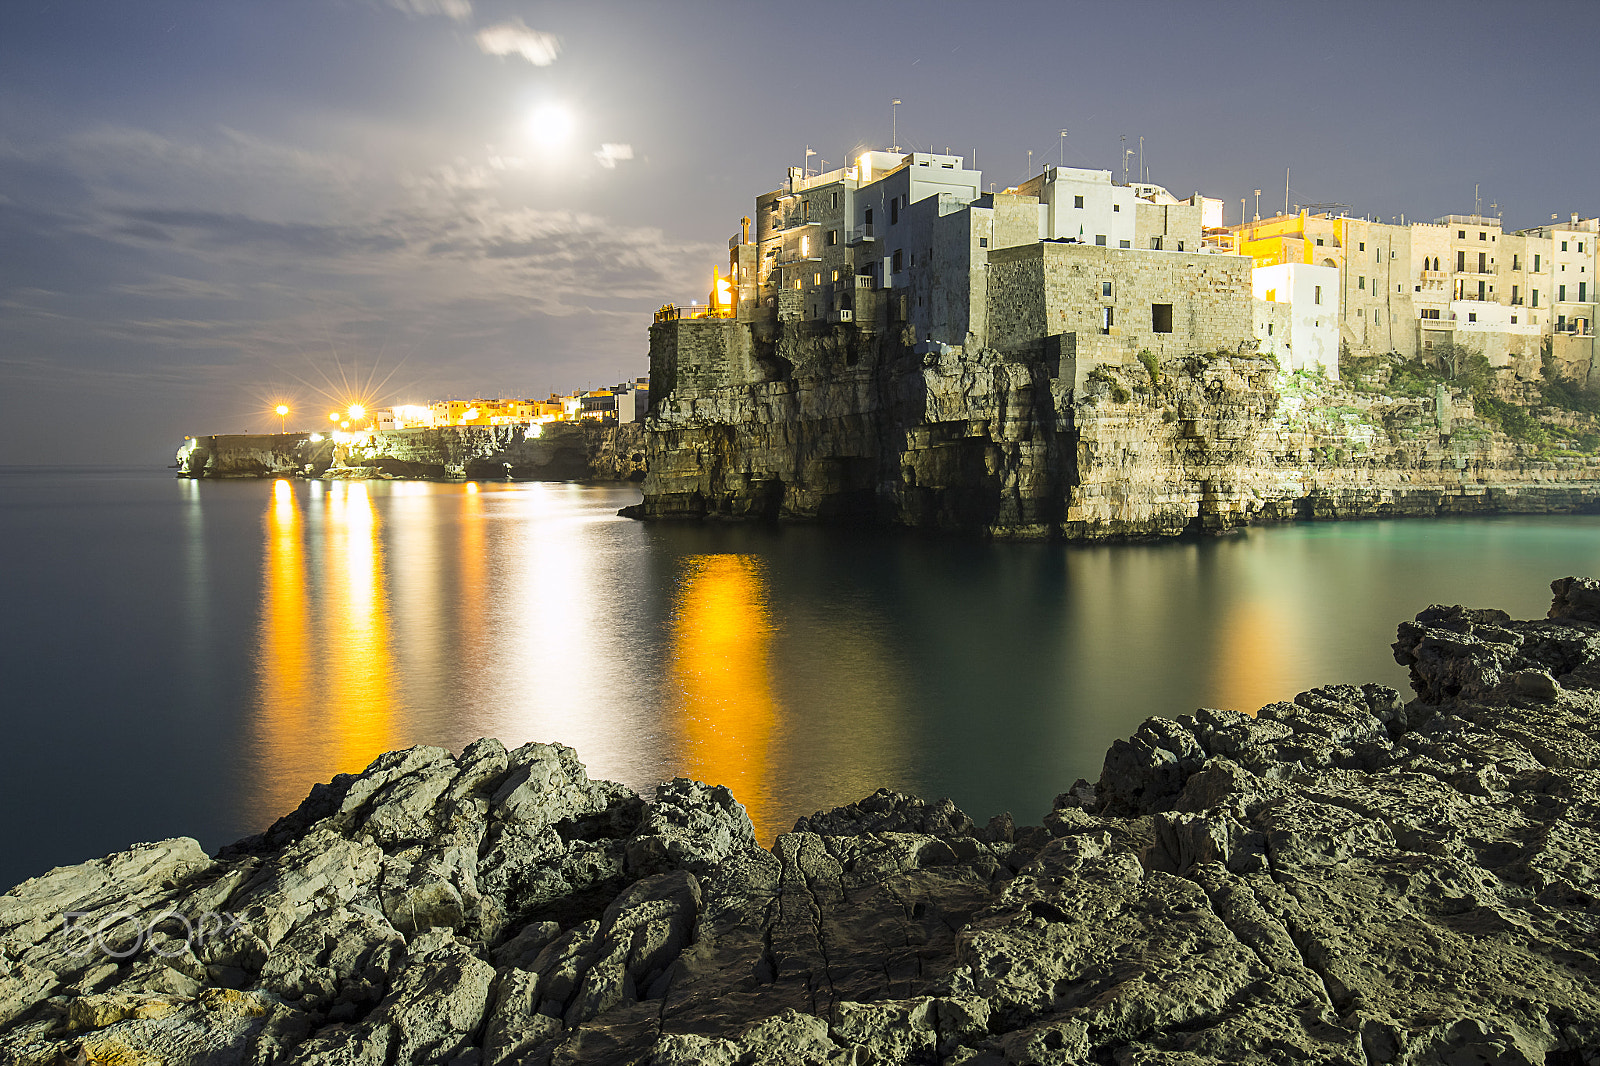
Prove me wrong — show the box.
[1253,263,1340,379]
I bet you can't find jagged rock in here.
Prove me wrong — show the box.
[6,582,1600,1062]
[624,778,759,877]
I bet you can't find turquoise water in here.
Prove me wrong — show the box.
[2,466,1597,889]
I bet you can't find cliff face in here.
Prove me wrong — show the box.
[177,423,646,482]
[637,320,1600,536]
[5,577,1600,1064]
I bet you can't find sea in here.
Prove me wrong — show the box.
[2,465,1598,891]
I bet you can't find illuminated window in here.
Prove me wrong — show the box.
[831,269,839,281]
[793,280,801,290]
[826,230,837,246]
[813,273,822,286]
[800,235,809,256]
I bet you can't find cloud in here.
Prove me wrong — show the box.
[380,0,472,20]
[594,144,633,170]
[475,19,560,66]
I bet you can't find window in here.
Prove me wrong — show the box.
[1152,303,1173,333]
[1559,315,1567,331]
[793,280,801,290]
[1512,315,1518,324]
[1095,234,1107,246]
[1458,230,1466,238]
[978,237,988,248]
[1535,254,1541,272]
[1316,238,1324,246]
[1150,237,1163,250]
[1513,286,1520,304]
[1478,252,1486,272]
[1314,285,1322,305]
[1102,281,1113,298]
[1583,282,1590,302]
[1113,203,1120,212]
[804,201,812,220]
[1359,276,1366,290]
[1073,195,1084,208]
[890,198,899,225]
[1562,241,1568,252]
[1582,242,1587,253]
[1359,242,1365,251]
[892,249,902,272]
[1561,285,1567,301]
[831,192,839,209]
[800,235,809,256]
[864,208,873,228]
[1457,251,1466,272]
[1513,254,1520,270]
[813,273,821,286]
[1468,312,1477,322]
[826,230,838,246]
[1101,307,1114,334]
[1374,309,1381,322]
[1176,241,1184,251]
[1375,249,1381,263]
[831,269,839,282]
[1421,308,1440,319]
[1533,289,1540,307]
[1119,239,1131,248]
[1479,231,1486,241]
[1267,323,1273,336]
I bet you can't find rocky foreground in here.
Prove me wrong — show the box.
[6,583,1600,1064]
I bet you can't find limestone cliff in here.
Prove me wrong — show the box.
[635,319,1600,536]
[177,423,646,482]
[5,577,1600,1063]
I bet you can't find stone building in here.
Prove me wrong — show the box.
[1233,209,1599,380]
[697,148,1260,388]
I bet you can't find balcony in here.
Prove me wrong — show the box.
[847,225,876,245]
[654,303,732,323]
[827,309,854,324]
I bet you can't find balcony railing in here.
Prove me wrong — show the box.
[654,304,733,323]
[847,225,876,244]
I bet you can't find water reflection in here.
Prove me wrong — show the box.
[668,555,778,839]
[250,480,396,823]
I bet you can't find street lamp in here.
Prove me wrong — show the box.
[275,404,289,433]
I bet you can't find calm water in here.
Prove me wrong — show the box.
[3,466,1598,889]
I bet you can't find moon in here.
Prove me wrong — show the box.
[526,103,575,147]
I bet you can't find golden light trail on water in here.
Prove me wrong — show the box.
[668,555,778,841]
[325,481,395,773]
[251,480,396,825]
[252,480,315,820]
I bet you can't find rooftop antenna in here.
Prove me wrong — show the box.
[1027,148,1032,178]
[891,100,901,153]
[1059,129,1067,167]
[1284,166,1290,217]
[1475,183,1481,218]
[1138,136,1144,184]
[1121,135,1127,184]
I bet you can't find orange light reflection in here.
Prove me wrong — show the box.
[668,555,778,840]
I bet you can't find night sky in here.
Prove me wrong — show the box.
[2,1,1596,464]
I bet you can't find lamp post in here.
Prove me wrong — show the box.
[275,404,289,433]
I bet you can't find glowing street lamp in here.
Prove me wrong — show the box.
[347,404,366,423]
[329,412,339,423]
[275,404,289,433]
